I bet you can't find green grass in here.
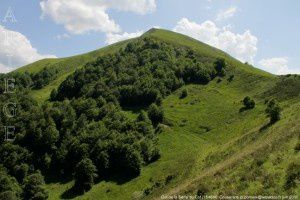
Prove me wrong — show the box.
[13,28,299,199]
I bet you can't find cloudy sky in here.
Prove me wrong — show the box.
[0,0,299,74]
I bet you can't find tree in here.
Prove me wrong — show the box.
[74,158,97,192]
[214,58,226,77]
[147,104,164,125]
[0,171,21,198]
[243,96,255,109]
[120,146,142,177]
[0,191,19,200]
[50,89,57,101]
[13,163,29,183]
[180,88,188,99]
[265,99,281,124]
[23,171,48,200]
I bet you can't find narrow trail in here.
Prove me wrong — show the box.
[154,123,299,199]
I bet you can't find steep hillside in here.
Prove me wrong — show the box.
[1,29,299,200]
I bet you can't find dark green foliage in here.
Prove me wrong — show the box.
[13,164,29,183]
[155,96,163,106]
[196,184,209,196]
[0,170,21,199]
[285,160,300,189]
[50,89,57,101]
[228,74,234,82]
[180,88,188,99]
[265,99,281,124]
[0,191,19,200]
[23,171,48,200]
[243,96,255,109]
[165,175,175,185]
[214,58,226,77]
[74,158,97,192]
[148,104,164,125]
[295,142,300,152]
[5,67,59,90]
[140,140,160,163]
[31,67,58,89]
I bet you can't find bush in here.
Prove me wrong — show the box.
[285,161,300,189]
[23,171,48,200]
[50,89,57,101]
[228,75,234,82]
[74,158,98,192]
[180,88,188,99]
[243,96,255,109]
[0,191,18,200]
[265,99,281,124]
[147,104,164,125]
[214,58,226,77]
[196,184,209,196]
[0,171,21,198]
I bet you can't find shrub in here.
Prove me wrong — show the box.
[155,96,163,106]
[243,96,255,109]
[148,104,164,125]
[0,191,18,200]
[165,175,175,185]
[285,161,300,189]
[228,75,234,82]
[0,171,21,198]
[265,99,281,124]
[50,89,57,101]
[180,88,188,99]
[214,58,226,77]
[196,184,209,196]
[23,171,48,200]
[74,158,98,192]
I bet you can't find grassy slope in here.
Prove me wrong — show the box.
[15,29,299,199]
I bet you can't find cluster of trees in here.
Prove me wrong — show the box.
[1,74,162,196]
[242,96,255,109]
[0,67,59,91]
[0,86,161,197]
[52,37,227,106]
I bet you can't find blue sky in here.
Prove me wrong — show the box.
[0,0,299,74]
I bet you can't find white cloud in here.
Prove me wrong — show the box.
[258,57,299,75]
[0,26,56,73]
[40,0,156,35]
[54,33,70,40]
[216,6,237,21]
[105,31,144,45]
[103,0,156,14]
[173,18,257,63]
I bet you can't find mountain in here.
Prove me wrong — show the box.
[2,29,300,200]
[16,28,272,102]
